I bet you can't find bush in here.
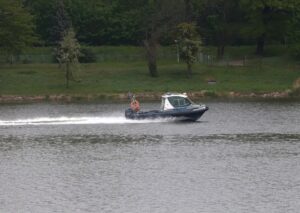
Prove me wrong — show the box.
[78,48,97,63]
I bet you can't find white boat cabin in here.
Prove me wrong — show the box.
[160,93,193,111]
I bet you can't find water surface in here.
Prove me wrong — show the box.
[0,101,299,212]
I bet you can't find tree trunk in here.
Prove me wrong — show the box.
[144,39,158,77]
[217,45,225,59]
[256,34,265,55]
[10,55,14,65]
[187,63,192,77]
[66,62,69,88]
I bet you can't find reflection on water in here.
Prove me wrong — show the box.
[0,101,300,212]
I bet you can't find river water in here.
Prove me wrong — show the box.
[0,101,299,213]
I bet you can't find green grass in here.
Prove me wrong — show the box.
[0,44,293,64]
[0,56,299,96]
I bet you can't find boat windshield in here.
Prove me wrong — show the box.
[168,96,192,108]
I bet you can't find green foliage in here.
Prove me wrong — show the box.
[287,6,300,44]
[18,0,300,50]
[25,0,71,45]
[56,28,80,64]
[0,0,36,58]
[176,23,201,76]
[193,0,243,57]
[142,0,186,77]
[25,0,143,45]
[239,0,298,54]
[56,28,81,88]
[2,0,300,62]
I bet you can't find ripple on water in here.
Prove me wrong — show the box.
[0,101,300,212]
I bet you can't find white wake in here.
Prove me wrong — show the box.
[0,116,171,126]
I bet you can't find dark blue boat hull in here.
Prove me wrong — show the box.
[125,106,208,121]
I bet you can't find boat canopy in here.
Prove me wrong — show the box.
[161,93,192,110]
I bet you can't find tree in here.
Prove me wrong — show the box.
[53,0,71,43]
[286,6,300,59]
[56,28,81,88]
[63,0,109,45]
[140,0,185,77]
[176,23,201,77]
[240,0,298,55]
[25,0,142,46]
[193,0,243,59]
[287,7,300,44]
[184,0,193,22]
[112,0,185,77]
[0,0,36,62]
[24,0,71,45]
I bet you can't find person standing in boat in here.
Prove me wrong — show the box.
[130,95,140,112]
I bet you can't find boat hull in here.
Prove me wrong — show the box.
[125,106,208,121]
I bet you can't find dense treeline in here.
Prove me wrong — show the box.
[1,0,300,91]
[2,0,300,64]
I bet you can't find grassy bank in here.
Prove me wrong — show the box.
[0,57,299,99]
[0,45,299,102]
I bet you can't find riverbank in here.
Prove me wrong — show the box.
[0,54,299,103]
[1,90,299,104]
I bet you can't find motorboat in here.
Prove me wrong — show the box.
[125,93,208,121]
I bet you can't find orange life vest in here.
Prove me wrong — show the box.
[130,100,140,112]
